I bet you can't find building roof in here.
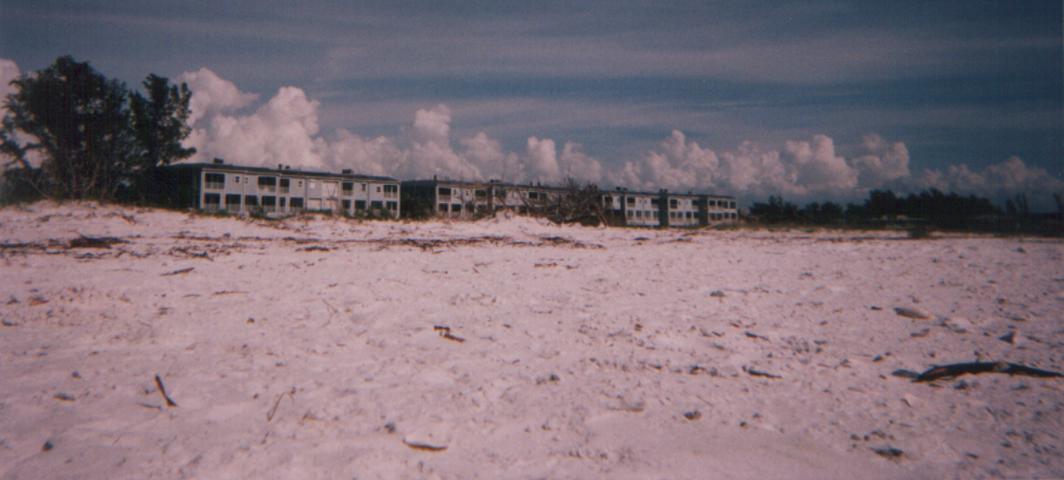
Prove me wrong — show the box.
[164,162,398,182]
[401,178,569,192]
[402,178,734,199]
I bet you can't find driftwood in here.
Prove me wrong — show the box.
[267,387,296,422]
[154,374,178,407]
[171,246,212,260]
[69,235,127,249]
[161,267,195,276]
[433,325,466,343]
[913,362,1064,382]
[746,367,782,379]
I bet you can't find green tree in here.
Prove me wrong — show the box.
[750,195,799,223]
[1,56,134,199]
[129,74,195,198]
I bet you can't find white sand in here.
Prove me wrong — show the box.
[1,202,1062,479]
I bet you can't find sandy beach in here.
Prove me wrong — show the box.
[1,202,1062,479]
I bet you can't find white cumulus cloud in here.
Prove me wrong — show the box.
[0,59,20,107]
[179,68,606,185]
[174,67,1061,207]
[919,156,1064,198]
[178,68,259,125]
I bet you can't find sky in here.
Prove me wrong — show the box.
[1,1,1062,208]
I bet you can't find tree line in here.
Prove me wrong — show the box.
[1,55,194,202]
[750,189,1063,233]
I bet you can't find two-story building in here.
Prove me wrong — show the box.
[602,188,738,227]
[401,178,563,219]
[157,160,401,218]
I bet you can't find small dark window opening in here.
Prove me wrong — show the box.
[355,200,366,210]
[205,173,225,188]
[290,197,304,208]
[244,195,258,206]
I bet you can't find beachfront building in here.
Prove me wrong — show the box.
[156,160,401,218]
[602,188,738,227]
[401,178,564,219]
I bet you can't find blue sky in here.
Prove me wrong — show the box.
[1,1,1061,206]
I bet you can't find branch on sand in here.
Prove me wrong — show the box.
[900,362,1064,382]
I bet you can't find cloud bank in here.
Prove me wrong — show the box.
[171,67,1064,205]
[179,68,608,186]
[2,60,1060,206]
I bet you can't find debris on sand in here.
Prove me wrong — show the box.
[913,362,1063,382]
[872,446,904,460]
[745,367,783,379]
[403,437,448,452]
[893,307,932,320]
[433,325,465,343]
[161,267,195,276]
[69,234,127,249]
[154,374,178,407]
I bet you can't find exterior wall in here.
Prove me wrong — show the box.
[620,193,660,227]
[668,195,702,227]
[706,196,739,223]
[601,191,738,228]
[402,180,565,220]
[192,164,399,218]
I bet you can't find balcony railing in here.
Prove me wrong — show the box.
[205,181,224,190]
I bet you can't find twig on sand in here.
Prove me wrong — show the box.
[161,267,194,276]
[154,374,178,407]
[746,367,782,379]
[321,299,339,316]
[403,436,448,452]
[267,387,296,422]
[433,325,465,343]
[913,361,1063,382]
